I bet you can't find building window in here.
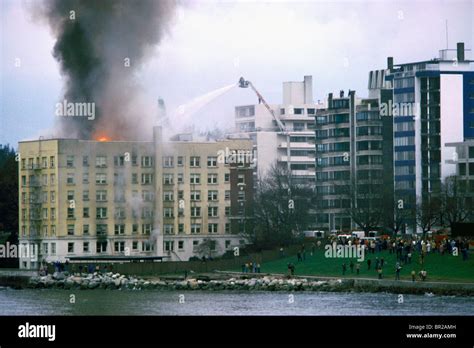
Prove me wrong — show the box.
[141,207,153,219]
[83,207,89,218]
[469,147,474,159]
[225,206,230,216]
[132,224,139,234]
[67,173,75,185]
[191,190,201,201]
[190,174,200,184]
[191,224,201,234]
[225,190,230,200]
[142,242,153,252]
[208,173,218,184]
[177,156,184,166]
[207,156,217,167]
[132,173,138,184]
[96,190,107,202]
[208,190,218,201]
[178,241,184,250]
[96,173,107,184]
[164,191,174,201]
[178,224,184,234]
[83,224,89,235]
[191,206,201,217]
[51,242,56,255]
[177,173,184,184]
[142,224,152,235]
[96,156,107,168]
[164,241,175,251]
[96,207,107,219]
[67,208,75,219]
[67,243,74,253]
[208,206,218,217]
[143,190,154,202]
[114,156,125,166]
[114,242,125,252]
[97,241,107,253]
[163,174,174,185]
[141,156,153,167]
[83,242,90,253]
[132,241,138,250]
[190,156,200,167]
[163,156,174,167]
[225,223,230,233]
[141,173,153,185]
[114,224,125,235]
[224,173,230,183]
[238,174,245,184]
[82,172,89,184]
[83,156,89,167]
[208,223,218,234]
[164,208,174,218]
[66,155,75,168]
[164,224,174,234]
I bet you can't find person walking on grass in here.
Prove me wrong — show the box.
[411,270,416,282]
[395,262,402,280]
[378,268,383,279]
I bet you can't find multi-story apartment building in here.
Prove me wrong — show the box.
[18,127,253,269]
[314,91,385,232]
[446,140,474,192]
[368,42,474,232]
[235,76,323,186]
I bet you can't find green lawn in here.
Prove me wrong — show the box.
[235,247,474,283]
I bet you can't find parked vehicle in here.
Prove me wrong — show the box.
[352,231,365,239]
[303,230,325,238]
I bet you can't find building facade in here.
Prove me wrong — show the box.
[235,76,323,186]
[314,91,385,232]
[18,127,253,269]
[368,42,474,232]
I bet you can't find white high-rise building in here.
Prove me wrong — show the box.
[234,76,324,186]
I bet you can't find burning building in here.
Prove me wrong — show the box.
[18,127,253,269]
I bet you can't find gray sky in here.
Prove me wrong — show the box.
[1,0,473,147]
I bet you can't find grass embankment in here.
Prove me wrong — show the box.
[231,247,474,283]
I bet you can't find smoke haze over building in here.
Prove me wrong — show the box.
[38,0,177,140]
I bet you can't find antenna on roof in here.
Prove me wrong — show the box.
[445,19,449,49]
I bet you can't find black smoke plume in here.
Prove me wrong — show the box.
[40,0,177,140]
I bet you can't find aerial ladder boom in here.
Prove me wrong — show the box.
[238,77,287,133]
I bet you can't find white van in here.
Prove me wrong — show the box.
[352,231,365,239]
[303,230,325,238]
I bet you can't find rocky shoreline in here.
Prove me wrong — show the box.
[27,272,353,291]
[24,272,474,296]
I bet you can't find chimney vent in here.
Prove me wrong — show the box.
[457,42,465,62]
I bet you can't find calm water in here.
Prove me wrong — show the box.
[0,287,473,315]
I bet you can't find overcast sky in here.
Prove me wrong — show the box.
[1,0,473,147]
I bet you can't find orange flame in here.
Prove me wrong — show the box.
[93,133,112,142]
